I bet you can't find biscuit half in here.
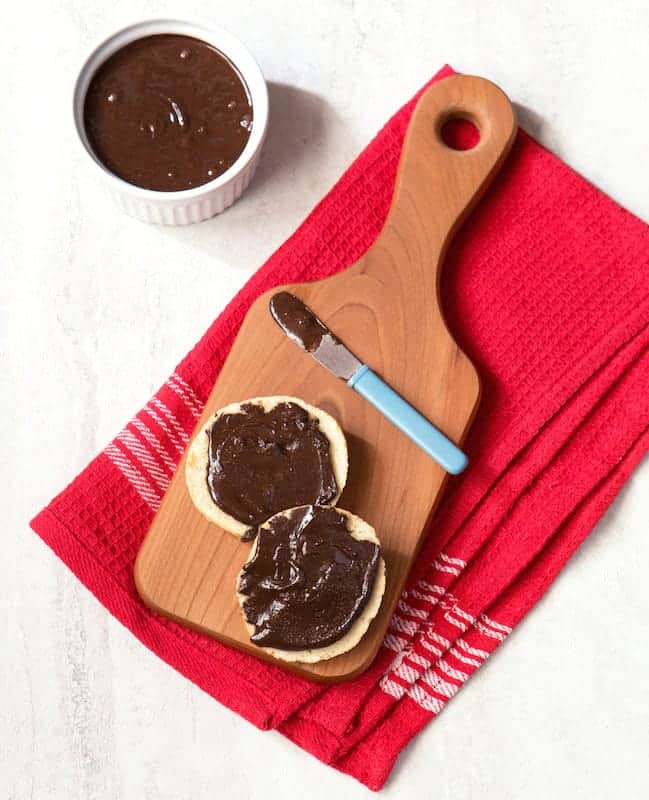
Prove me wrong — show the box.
[185,396,348,537]
[236,506,385,663]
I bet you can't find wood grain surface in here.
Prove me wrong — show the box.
[135,74,517,682]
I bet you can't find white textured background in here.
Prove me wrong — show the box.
[3,2,649,798]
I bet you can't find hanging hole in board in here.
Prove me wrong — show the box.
[440,116,480,151]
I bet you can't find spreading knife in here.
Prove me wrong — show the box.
[269,291,468,475]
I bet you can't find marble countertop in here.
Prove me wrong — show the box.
[3,2,649,798]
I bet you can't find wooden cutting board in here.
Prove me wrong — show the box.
[135,74,516,682]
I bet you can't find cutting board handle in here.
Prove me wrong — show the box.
[375,74,517,271]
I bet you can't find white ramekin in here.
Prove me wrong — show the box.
[73,19,268,225]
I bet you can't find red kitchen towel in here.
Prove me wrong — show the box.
[285,331,649,785]
[31,65,649,790]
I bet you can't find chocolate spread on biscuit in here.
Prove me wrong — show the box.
[84,34,252,191]
[238,506,380,650]
[206,402,338,527]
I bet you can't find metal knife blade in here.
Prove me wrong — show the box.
[269,292,363,382]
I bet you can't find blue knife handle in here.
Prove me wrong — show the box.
[347,365,468,475]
